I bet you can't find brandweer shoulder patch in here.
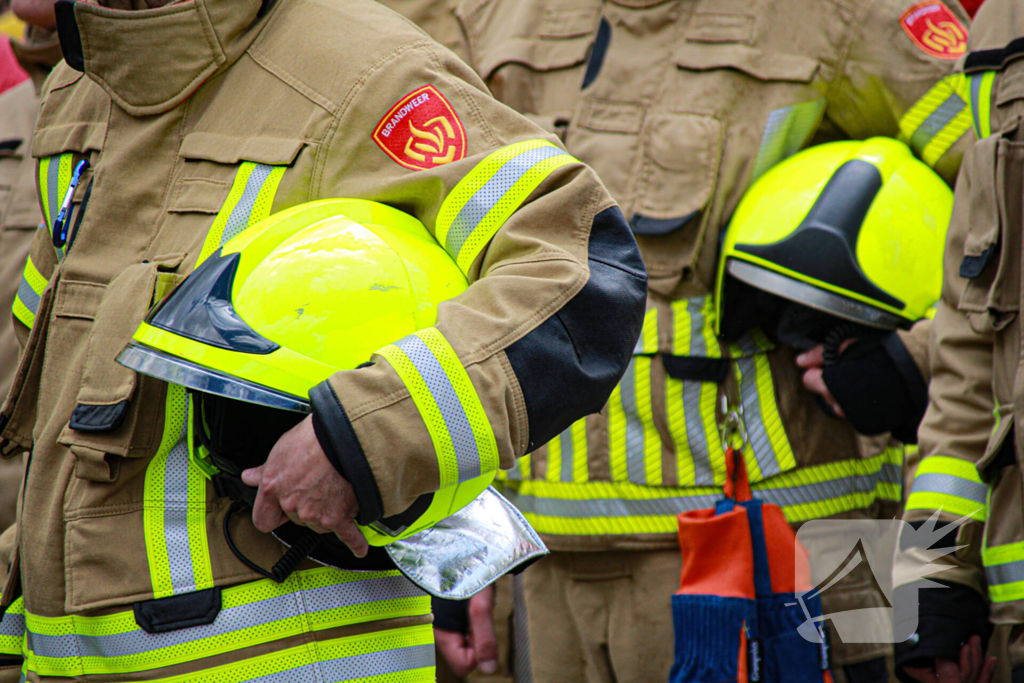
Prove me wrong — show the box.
[373,85,467,171]
[899,1,967,60]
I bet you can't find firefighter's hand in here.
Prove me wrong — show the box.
[902,636,997,683]
[242,415,369,558]
[796,343,851,418]
[435,586,499,677]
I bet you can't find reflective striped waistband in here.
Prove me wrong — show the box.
[506,450,902,537]
[4,567,429,677]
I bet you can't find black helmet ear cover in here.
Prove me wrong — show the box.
[820,332,928,443]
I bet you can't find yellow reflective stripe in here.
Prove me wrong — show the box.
[377,328,499,487]
[38,153,74,261]
[196,162,286,265]
[607,380,627,482]
[0,598,24,657]
[633,308,659,354]
[733,346,796,481]
[906,455,988,521]
[545,418,588,483]
[752,447,903,523]
[21,569,429,678]
[899,74,972,166]
[436,139,578,275]
[143,385,213,599]
[671,296,722,358]
[636,356,663,485]
[12,254,47,330]
[983,541,1024,603]
[144,625,434,683]
[665,374,724,487]
[508,449,901,536]
[970,71,996,139]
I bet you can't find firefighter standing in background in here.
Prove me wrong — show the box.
[0,0,647,679]
[894,0,1024,680]
[456,0,975,681]
[0,0,59,534]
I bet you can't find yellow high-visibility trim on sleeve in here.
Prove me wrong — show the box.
[899,74,972,167]
[435,139,578,275]
[377,327,499,487]
[906,454,988,521]
[984,540,1024,603]
[0,597,24,657]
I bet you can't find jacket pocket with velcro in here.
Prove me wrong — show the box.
[957,132,1022,337]
[58,257,184,483]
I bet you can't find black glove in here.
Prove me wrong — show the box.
[821,332,928,443]
[432,596,469,633]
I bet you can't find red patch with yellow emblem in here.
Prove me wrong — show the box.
[900,1,968,60]
[373,85,467,171]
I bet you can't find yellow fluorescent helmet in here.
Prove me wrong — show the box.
[715,137,952,335]
[118,199,495,548]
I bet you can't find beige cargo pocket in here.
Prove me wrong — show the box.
[957,133,1022,334]
[462,2,598,138]
[58,256,185,483]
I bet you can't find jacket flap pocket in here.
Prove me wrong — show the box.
[637,111,722,220]
[673,43,819,82]
[958,135,1022,318]
[178,133,305,166]
[478,36,594,79]
[66,255,185,438]
[31,121,107,158]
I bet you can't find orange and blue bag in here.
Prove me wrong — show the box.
[669,447,833,683]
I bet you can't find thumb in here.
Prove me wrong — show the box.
[241,466,263,487]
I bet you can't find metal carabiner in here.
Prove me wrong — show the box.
[719,395,748,452]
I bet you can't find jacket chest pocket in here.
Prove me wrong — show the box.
[58,257,185,484]
[460,2,598,139]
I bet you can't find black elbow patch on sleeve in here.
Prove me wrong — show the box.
[505,206,647,451]
[309,380,383,526]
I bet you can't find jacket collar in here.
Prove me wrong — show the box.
[54,0,270,116]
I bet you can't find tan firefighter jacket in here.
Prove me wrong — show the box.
[464,0,973,667]
[376,0,469,61]
[0,0,646,678]
[896,0,1024,669]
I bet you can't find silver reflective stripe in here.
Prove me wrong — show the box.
[395,334,481,482]
[755,464,901,508]
[910,472,988,506]
[735,350,781,478]
[986,559,1024,587]
[0,612,24,639]
[559,429,574,483]
[751,99,825,182]
[164,394,197,595]
[320,643,435,682]
[507,492,720,518]
[619,358,646,485]
[46,159,64,261]
[688,298,707,357]
[683,379,715,486]
[27,576,422,661]
[221,164,274,246]
[16,276,40,316]
[444,146,566,260]
[909,93,965,155]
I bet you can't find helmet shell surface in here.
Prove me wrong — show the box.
[715,138,952,333]
[120,199,495,547]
